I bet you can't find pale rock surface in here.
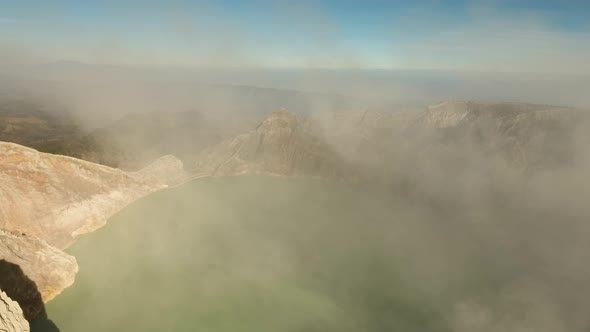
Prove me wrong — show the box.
[0,142,185,307]
[0,290,29,332]
[0,142,183,249]
[0,229,77,303]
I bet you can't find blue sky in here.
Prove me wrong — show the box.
[1,0,589,73]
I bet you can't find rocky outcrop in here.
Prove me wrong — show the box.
[193,111,353,179]
[0,290,29,332]
[0,142,185,313]
[0,142,183,249]
[0,230,77,303]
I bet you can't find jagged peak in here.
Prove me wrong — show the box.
[257,110,299,131]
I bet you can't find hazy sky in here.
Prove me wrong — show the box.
[1,0,590,73]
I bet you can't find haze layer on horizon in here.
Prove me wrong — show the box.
[2,0,590,120]
[1,0,590,75]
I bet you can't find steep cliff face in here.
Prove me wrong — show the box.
[0,230,77,303]
[0,142,185,315]
[0,142,183,249]
[193,111,353,178]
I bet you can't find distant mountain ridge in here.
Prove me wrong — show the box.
[1,98,585,176]
[191,101,588,179]
[0,99,588,329]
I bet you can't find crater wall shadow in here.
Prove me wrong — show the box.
[0,259,60,332]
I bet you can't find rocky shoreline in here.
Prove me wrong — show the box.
[0,142,185,327]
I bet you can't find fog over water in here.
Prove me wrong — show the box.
[0,56,588,332]
[2,1,590,332]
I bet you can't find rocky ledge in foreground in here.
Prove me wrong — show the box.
[0,230,77,304]
[0,142,185,249]
[0,142,185,328]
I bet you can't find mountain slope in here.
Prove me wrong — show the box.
[192,102,587,182]
[192,111,355,179]
[0,98,99,160]
[408,101,586,169]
